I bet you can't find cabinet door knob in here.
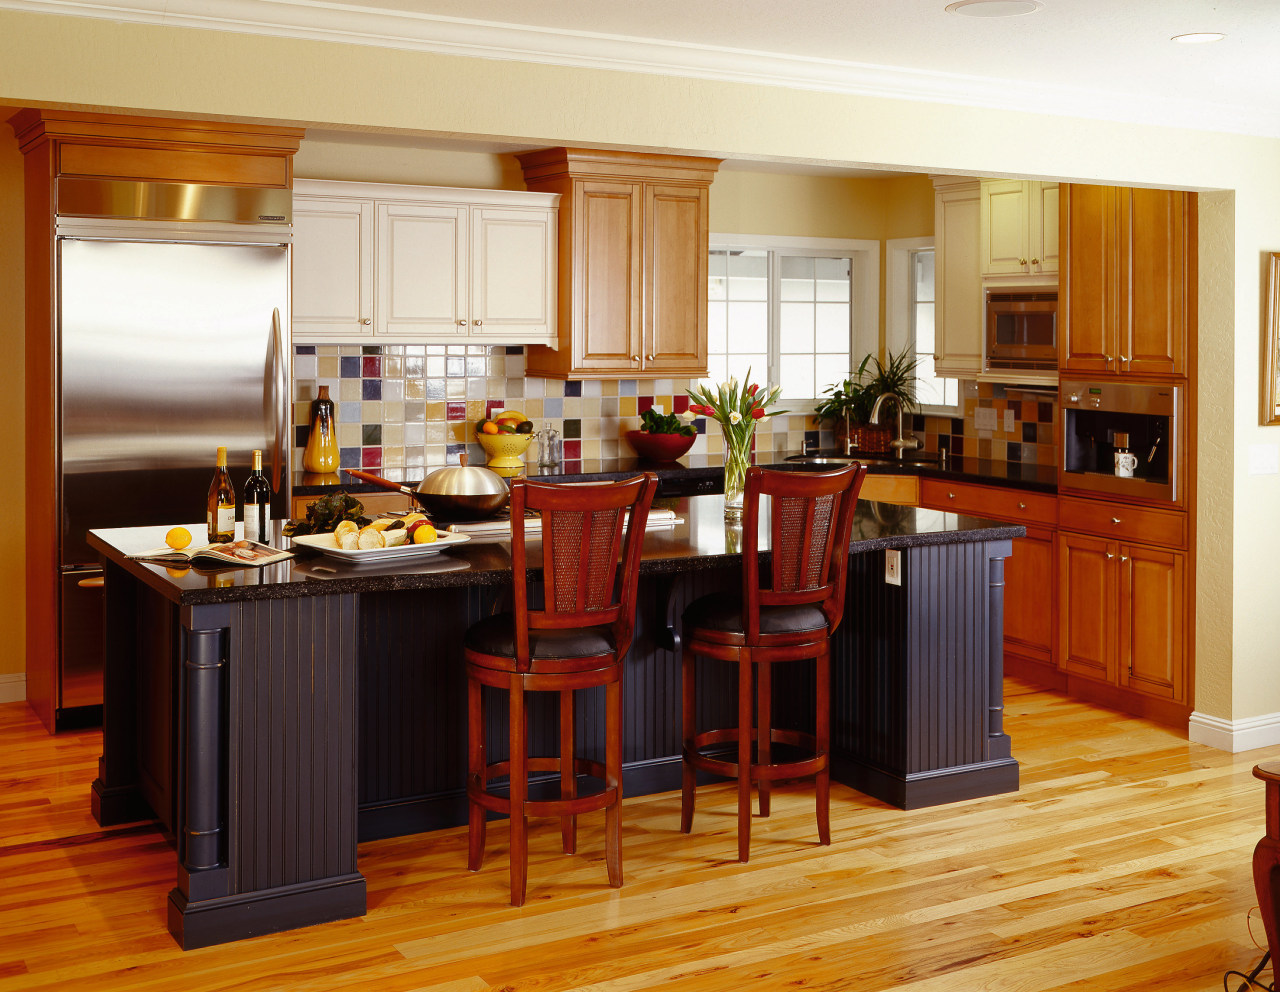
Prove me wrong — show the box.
[1031,257,1040,265]
[361,317,372,325]
[948,492,956,499]
[1105,355,1114,363]
[1018,502,1026,509]
[646,354,655,361]
[1106,552,1115,560]
[457,319,466,326]
[631,355,640,362]
[1018,257,1028,266]
[1111,516,1121,525]
[474,319,482,326]
[1121,555,1130,562]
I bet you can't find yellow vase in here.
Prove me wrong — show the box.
[302,385,339,473]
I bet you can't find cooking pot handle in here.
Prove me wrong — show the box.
[347,469,412,493]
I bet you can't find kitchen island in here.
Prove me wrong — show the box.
[88,495,1021,949]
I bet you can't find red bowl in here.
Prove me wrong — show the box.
[626,429,695,462]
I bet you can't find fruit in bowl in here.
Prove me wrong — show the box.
[626,407,696,462]
[476,409,535,468]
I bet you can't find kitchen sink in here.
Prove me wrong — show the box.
[785,450,941,467]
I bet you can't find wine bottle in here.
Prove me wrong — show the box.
[207,446,236,544]
[243,448,272,544]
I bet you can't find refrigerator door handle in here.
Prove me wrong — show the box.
[270,307,288,494]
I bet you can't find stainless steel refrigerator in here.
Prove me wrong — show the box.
[55,194,291,728]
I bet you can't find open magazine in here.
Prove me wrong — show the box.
[128,539,293,569]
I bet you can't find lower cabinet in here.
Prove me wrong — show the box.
[918,479,1058,675]
[1059,531,1186,704]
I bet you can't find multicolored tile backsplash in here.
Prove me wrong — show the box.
[292,344,819,477]
[292,345,1059,478]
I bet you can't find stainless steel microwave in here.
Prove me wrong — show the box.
[986,289,1058,371]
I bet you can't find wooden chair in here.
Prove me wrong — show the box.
[680,464,866,862]
[464,472,658,906]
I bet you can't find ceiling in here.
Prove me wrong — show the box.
[7,0,1280,137]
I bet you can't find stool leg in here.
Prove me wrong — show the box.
[816,643,831,847]
[509,681,529,907]
[605,677,623,888]
[467,674,486,872]
[737,652,754,863]
[680,643,696,834]
[560,688,577,855]
[758,660,772,818]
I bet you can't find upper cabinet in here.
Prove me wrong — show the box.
[980,180,1059,282]
[291,180,558,346]
[1060,184,1194,378]
[932,176,983,379]
[517,148,720,379]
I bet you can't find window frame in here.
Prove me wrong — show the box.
[886,235,961,417]
[708,233,879,408]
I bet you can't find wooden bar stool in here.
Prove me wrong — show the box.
[680,464,866,862]
[465,473,658,906]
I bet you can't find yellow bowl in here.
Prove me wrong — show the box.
[475,430,533,469]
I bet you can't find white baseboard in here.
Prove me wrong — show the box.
[1189,710,1280,753]
[0,673,26,705]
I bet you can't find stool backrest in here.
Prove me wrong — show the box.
[509,473,659,663]
[740,464,867,640]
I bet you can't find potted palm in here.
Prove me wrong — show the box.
[814,349,918,452]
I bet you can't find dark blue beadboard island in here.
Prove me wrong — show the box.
[87,494,1021,950]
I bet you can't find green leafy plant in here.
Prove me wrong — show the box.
[639,406,696,437]
[813,349,918,426]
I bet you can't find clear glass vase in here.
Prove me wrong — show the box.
[722,428,754,519]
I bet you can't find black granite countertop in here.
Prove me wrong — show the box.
[88,494,1023,607]
[292,452,1056,498]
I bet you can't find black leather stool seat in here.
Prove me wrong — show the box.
[465,613,616,661]
[683,592,827,637]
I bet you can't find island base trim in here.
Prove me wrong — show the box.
[832,754,1020,811]
[167,873,367,950]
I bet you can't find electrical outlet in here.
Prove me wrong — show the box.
[1004,409,1015,433]
[885,548,901,586]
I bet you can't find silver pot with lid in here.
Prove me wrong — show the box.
[349,454,510,520]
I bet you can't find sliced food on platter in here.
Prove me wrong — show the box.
[291,530,469,563]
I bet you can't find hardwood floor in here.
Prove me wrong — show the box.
[0,679,1274,991]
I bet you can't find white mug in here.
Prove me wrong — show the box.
[1114,451,1137,478]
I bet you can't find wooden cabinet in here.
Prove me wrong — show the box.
[918,479,1058,674]
[517,148,719,379]
[1059,530,1186,703]
[292,180,558,345]
[980,180,1059,280]
[1061,184,1194,377]
[1057,489,1190,719]
[931,176,983,379]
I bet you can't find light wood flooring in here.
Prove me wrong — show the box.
[0,679,1275,991]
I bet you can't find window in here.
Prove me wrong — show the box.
[887,237,959,414]
[707,236,878,401]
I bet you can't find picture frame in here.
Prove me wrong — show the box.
[1265,252,1280,425]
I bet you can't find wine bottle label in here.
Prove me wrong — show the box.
[245,506,271,543]
[216,505,235,534]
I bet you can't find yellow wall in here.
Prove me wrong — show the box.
[0,7,1272,726]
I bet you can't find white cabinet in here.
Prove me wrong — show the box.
[980,179,1058,281]
[292,179,557,345]
[932,176,983,379]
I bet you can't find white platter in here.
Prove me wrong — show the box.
[291,530,470,563]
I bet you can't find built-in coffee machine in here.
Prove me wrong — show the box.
[1060,380,1181,503]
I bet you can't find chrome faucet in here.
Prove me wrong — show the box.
[869,393,920,459]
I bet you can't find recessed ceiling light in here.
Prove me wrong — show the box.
[945,1,1044,17]
[1171,32,1226,44]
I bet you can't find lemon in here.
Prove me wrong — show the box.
[165,526,192,550]
[413,523,438,544]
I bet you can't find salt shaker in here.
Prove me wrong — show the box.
[537,426,563,467]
